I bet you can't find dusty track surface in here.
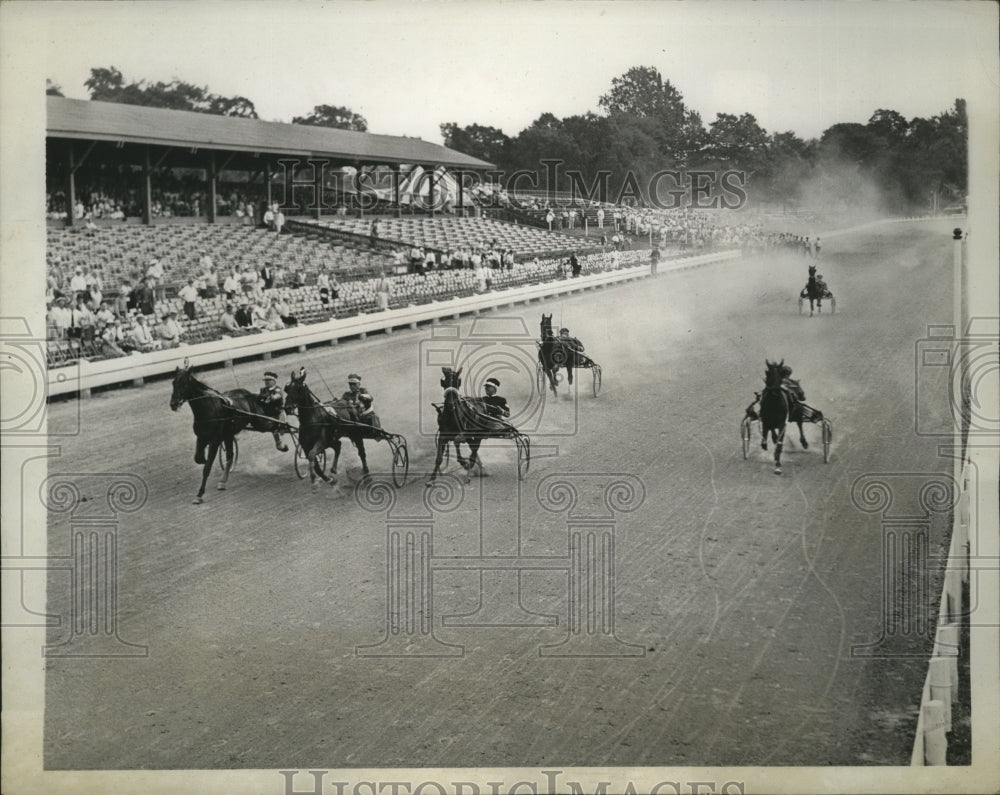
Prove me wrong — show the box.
[45,220,957,768]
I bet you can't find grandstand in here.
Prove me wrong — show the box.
[44,96,776,376]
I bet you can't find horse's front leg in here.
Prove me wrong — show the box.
[194,435,208,465]
[773,428,785,474]
[760,425,768,451]
[427,437,446,484]
[196,442,219,503]
[218,437,235,489]
[329,438,342,477]
[454,439,469,470]
[309,442,332,489]
[797,419,808,449]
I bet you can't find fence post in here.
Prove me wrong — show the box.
[928,657,953,730]
[923,700,947,764]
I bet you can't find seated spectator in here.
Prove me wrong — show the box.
[95,300,116,328]
[274,296,297,327]
[157,311,184,348]
[98,319,129,358]
[262,301,286,332]
[178,278,199,320]
[234,301,261,332]
[127,314,160,353]
[219,303,248,336]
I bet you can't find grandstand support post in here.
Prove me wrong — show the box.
[426,165,436,218]
[297,344,306,353]
[142,147,152,226]
[265,158,273,210]
[208,153,218,224]
[393,164,402,217]
[65,144,76,228]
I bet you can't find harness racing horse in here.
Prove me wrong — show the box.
[803,264,824,316]
[429,367,515,483]
[538,314,584,395]
[758,359,796,474]
[170,360,284,503]
[283,368,371,488]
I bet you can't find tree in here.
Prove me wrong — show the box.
[83,66,259,118]
[599,65,702,167]
[703,112,770,173]
[292,104,368,132]
[440,123,510,163]
[46,79,64,97]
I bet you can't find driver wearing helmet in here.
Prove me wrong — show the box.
[558,327,584,354]
[340,373,381,429]
[745,364,806,420]
[259,371,289,451]
[480,377,510,419]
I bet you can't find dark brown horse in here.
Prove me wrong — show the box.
[169,361,285,503]
[428,367,515,482]
[283,368,372,489]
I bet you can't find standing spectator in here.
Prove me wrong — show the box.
[274,207,285,235]
[263,204,275,231]
[203,264,219,298]
[570,252,581,278]
[50,297,72,338]
[146,259,166,302]
[545,209,555,230]
[157,311,184,348]
[597,207,605,228]
[260,261,275,290]
[375,271,391,311]
[223,269,240,300]
[369,219,380,247]
[317,268,331,305]
[650,247,660,276]
[70,267,87,298]
[178,278,199,320]
[199,250,213,276]
[136,277,156,316]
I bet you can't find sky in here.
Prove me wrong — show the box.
[20,0,996,145]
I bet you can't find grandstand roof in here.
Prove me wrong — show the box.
[46,96,494,170]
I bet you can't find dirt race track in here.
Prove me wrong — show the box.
[45,220,960,769]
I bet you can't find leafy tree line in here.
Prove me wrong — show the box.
[440,66,966,213]
[51,65,965,213]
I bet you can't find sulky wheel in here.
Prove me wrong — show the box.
[536,360,548,397]
[592,364,602,397]
[741,415,753,460]
[829,295,836,314]
[798,296,805,314]
[294,441,326,479]
[515,434,530,480]
[822,418,833,463]
[390,435,409,487]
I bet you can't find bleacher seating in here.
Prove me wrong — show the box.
[304,215,599,258]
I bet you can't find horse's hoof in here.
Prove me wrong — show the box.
[801,440,809,449]
[194,455,205,465]
[217,483,226,491]
[773,467,783,475]
[761,443,767,451]
[193,496,203,504]
[276,444,289,452]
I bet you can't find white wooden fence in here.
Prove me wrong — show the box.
[48,249,741,398]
